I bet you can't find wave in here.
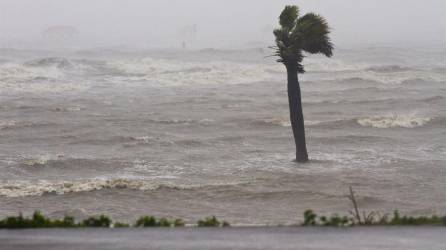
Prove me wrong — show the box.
[0,57,106,93]
[256,118,291,127]
[0,120,53,130]
[0,179,168,197]
[107,57,281,86]
[257,114,439,129]
[304,58,369,72]
[0,178,248,198]
[365,65,414,73]
[22,154,64,167]
[357,114,433,128]
[254,118,345,128]
[325,74,446,85]
[305,96,445,106]
[0,120,17,130]
[24,57,74,69]
[0,62,64,82]
[146,118,214,125]
[2,54,444,91]
[0,61,88,93]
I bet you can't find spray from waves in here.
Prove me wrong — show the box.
[357,114,433,128]
[107,57,282,86]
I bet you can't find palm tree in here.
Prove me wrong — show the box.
[273,5,333,163]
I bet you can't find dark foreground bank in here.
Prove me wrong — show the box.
[1,227,446,250]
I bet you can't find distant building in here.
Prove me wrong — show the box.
[42,26,79,41]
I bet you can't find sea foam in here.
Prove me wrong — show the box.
[357,114,432,128]
[107,57,281,86]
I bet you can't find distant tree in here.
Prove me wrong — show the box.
[273,5,333,162]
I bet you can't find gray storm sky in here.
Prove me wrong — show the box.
[0,0,445,49]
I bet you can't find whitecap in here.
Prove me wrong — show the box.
[357,114,432,128]
[107,57,280,86]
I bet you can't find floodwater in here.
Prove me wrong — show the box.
[0,46,445,224]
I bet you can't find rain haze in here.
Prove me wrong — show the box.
[0,0,446,234]
[1,0,445,49]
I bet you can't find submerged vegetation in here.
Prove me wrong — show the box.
[0,209,444,229]
[302,209,446,227]
[0,213,224,229]
[135,216,185,227]
[0,188,444,229]
[0,212,78,229]
[197,216,230,227]
[0,212,185,229]
[302,187,446,227]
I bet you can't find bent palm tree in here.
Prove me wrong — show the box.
[273,5,333,162]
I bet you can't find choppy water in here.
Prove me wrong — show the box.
[0,46,445,224]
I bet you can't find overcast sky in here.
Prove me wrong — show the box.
[0,0,445,49]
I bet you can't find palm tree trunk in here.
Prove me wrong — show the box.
[286,63,309,162]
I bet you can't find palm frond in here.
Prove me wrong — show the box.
[295,13,333,57]
[273,5,333,70]
[279,5,299,31]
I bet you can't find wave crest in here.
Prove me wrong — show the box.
[0,179,166,197]
[0,178,250,198]
[108,58,280,86]
[357,114,432,128]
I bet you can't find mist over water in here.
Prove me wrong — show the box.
[1,0,445,49]
[0,1,445,224]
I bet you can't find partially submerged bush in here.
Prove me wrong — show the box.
[135,216,158,227]
[113,222,130,228]
[173,219,185,227]
[303,210,317,226]
[0,212,77,229]
[135,216,183,227]
[50,215,77,228]
[301,187,446,227]
[197,216,230,227]
[388,210,446,226]
[81,215,112,228]
[302,210,351,227]
[320,214,350,227]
